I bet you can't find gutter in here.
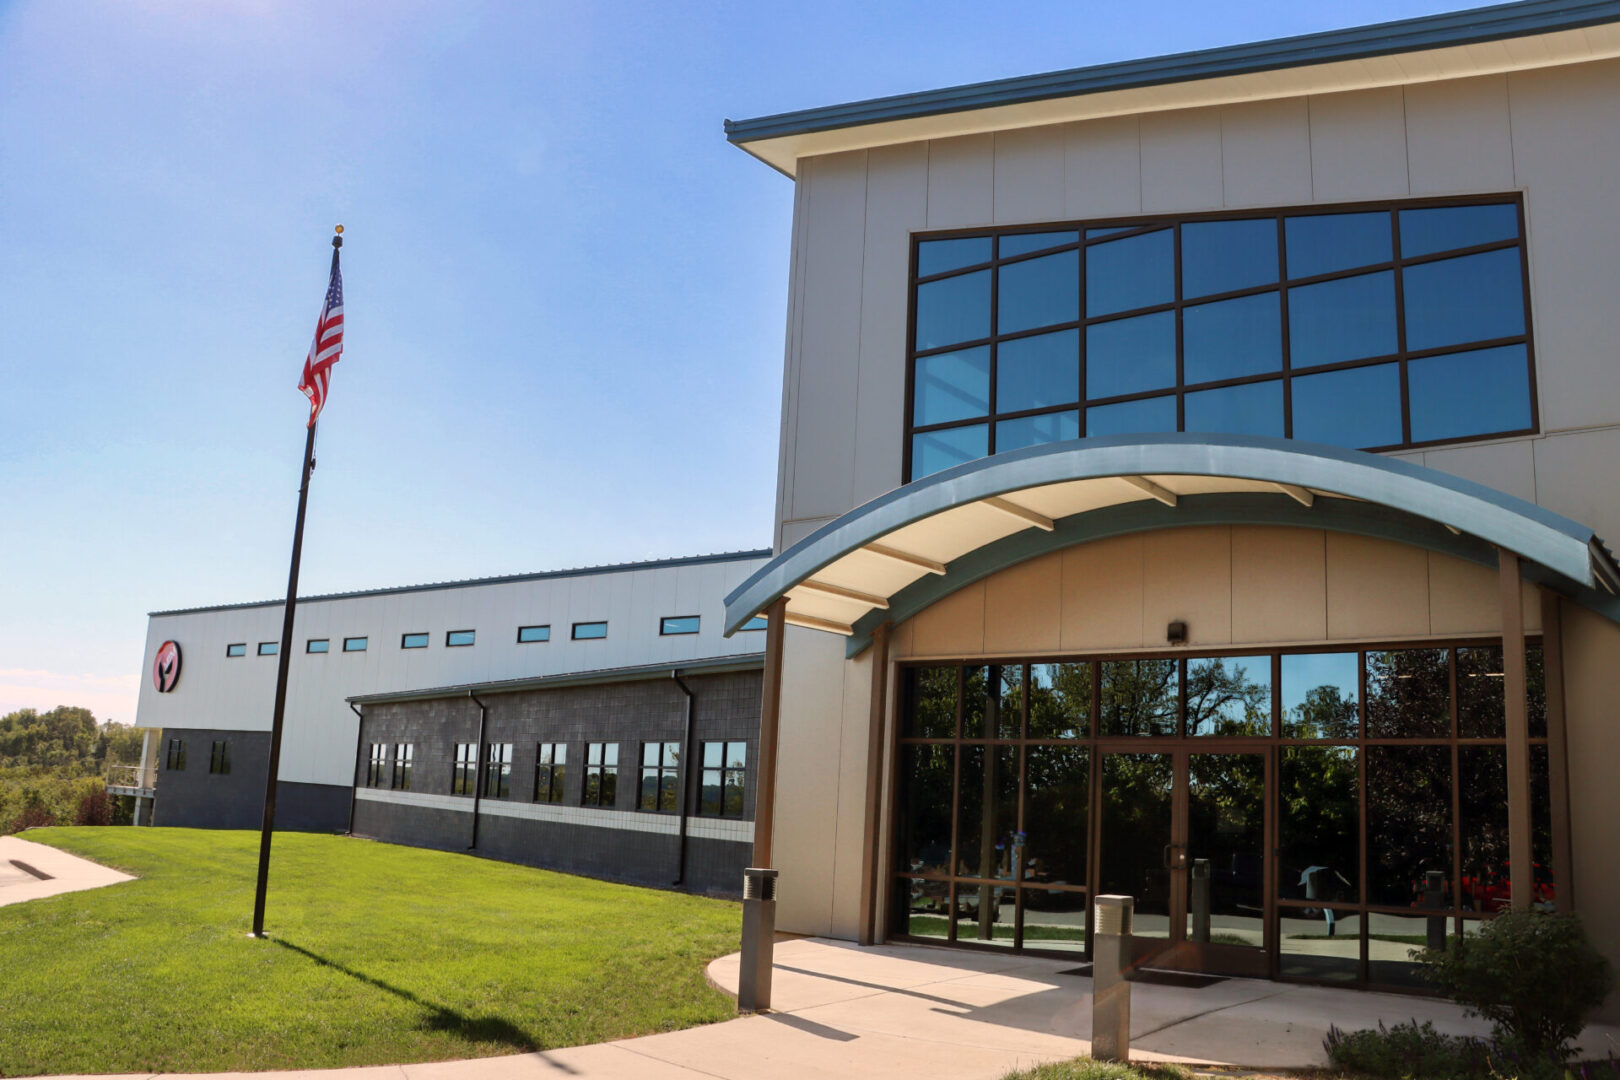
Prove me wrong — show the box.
[468,691,489,851]
[347,703,365,835]
[671,670,695,887]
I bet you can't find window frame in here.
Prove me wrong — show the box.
[572,621,608,641]
[582,742,618,807]
[452,743,478,796]
[445,629,475,648]
[257,641,279,656]
[166,738,186,771]
[903,194,1538,481]
[226,643,247,658]
[401,632,430,650]
[209,739,231,775]
[535,742,567,803]
[517,625,551,644]
[482,742,513,799]
[366,743,388,787]
[660,615,701,636]
[638,741,681,813]
[391,743,413,790]
[306,638,330,654]
[343,636,368,652]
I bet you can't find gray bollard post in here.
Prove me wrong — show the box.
[1190,858,1211,944]
[738,867,778,1013]
[1424,869,1447,951]
[1092,894,1133,1063]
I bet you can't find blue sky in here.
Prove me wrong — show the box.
[0,0,1463,724]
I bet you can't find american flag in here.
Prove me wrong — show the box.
[297,249,344,428]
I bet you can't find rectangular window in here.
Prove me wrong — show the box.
[905,196,1534,479]
[660,615,700,636]
[572,621,608,640]
[391,744,413,790]
[741,615,767,632]
[452,743,478,795]
[166,738,186,771]
[306,639,330,653]
[257,641,278,656]
[226,643,246,658]
[401,632,429,649]
[639,742,681,813]
[517,625,550,643]
[209,740,231,775]
[583,743,617,807]
[343,636,368,652]
[366,743,388,787]
[446,629,475,647]
[700,741,747,817]
[483,743,513,799]
[535,743,566,803]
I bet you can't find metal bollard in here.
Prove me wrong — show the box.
[1424,869,1447,951]
[1190,859,1211,944]
[1092,894,1133,1063]
[738,867,778,1013]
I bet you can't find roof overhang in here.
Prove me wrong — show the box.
[722,434,1620,657]
[726,0,1620,177]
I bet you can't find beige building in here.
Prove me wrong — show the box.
[722,0,1620,1007]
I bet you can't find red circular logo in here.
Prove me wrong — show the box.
[153,640,182,693]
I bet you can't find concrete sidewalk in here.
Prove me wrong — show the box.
[0,834,133,907]
[36,935,1620,1079]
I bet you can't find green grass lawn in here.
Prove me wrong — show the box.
[0,828,741,1076]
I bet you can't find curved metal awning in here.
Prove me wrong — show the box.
[723,434,1620,656]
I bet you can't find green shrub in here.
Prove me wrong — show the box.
[1418,911,1614,1061]
[1325,1020,1492,1078]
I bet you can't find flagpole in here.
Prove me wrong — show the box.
[251,230,340,938]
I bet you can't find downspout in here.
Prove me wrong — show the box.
[671,671,695,887]
[347,703,365,835]
[468,691,488,851]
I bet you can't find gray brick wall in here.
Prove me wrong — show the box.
[153,729,347,832]
[351,670,761,896]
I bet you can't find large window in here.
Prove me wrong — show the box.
[892,644,1553,992]
[166,738,186,771]
[906,197,1535,479]
[209,740,231,775]
[391,744,413,790]
[639,742,680,812]
[452,743,478,796]
[483,743,513,799]
[700,741,747,817]
[366,743,388,787]
[583,743,618,806]
[535,743,566,803]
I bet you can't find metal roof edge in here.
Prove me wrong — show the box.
[347,653,766,706]
[147,548,772,619]
[725,0,1620,145]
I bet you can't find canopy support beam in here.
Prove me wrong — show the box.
[1500,549,1532,912]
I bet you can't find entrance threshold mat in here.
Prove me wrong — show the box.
[1057,964,1229,989]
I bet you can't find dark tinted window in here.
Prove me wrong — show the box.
[1408,344,1532,442]
[1183,380,1284,438]
[1181,218,1277,297]
[1284,211,1391,277]
[1182,292,1282,383]
[1291,364,1403,449]
[1398,203,1518,258]
[1288,270,1398,367]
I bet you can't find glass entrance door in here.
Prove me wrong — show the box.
[1096,749,1269,976]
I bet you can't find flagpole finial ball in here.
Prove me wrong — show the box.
[334,224,343,234]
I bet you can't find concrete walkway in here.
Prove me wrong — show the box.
[0,834,132,907]
[36,935,1620,1079]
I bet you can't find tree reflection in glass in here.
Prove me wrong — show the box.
[1459,745,1507,911]
[1457,646,1506,738]
[1281,653,1359,739]
[1279,746,1359,903]
[1028,662,1090,738]
[1186,753,1265,947]
[905,666,958,738]
[1366,745,1452,906]
[1365,649,1450,737]
[1100,659,1178,736]
[1100,753,1174,935]
[962,665,1022,739]
[897,744,955,876]
[957,745,1019,943]
[1186,656,1271,735]
[1022,745,1088,889]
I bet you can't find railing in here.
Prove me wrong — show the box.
[106,763,158,792]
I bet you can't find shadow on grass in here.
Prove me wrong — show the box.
[272,938,545,1057]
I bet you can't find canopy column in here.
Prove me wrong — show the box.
[858,621,892,945]
[752,597,788,869]
[1541,589,1575,914]
[1499,549,1532,912]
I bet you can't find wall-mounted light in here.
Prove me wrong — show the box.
[1166,621,1187,645]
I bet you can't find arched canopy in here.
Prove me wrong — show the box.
[723,434,1620,656]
